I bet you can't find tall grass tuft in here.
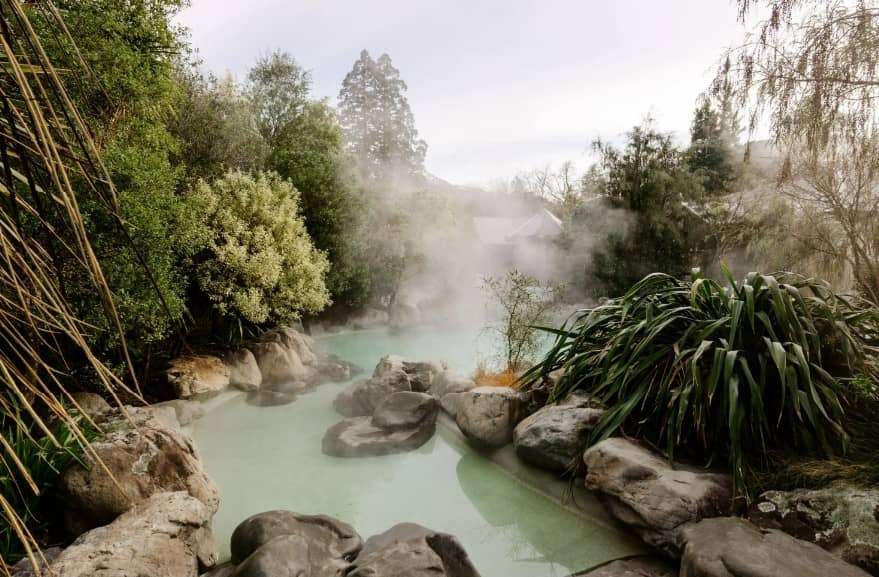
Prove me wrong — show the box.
[523,268,879,496]
[0,1,155,572]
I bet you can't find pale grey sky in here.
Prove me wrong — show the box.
[177,1,749,186]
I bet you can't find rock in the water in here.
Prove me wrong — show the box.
[578,556,676,577]
[9,547,62,577]
[58,407,219,536]
[322,414,437,457]
[70,392,111,419]
[513,402,604,473]
[261,326,319,367]
[167,355,230,398]
[49,491,216,577]
[226,348,262,390]
[680,516,872,577]
[374,355,445,393]
[749,483,879,576]
[230,510,362,566]
[320,360,352,382]
[200,563,236,577]
[583,437,731,555]
[248,341,312,386]
[333,371,412,417]
[440,392,464,417]
[264,380,310,395]
[153,399,205,426]
[372,391,438,430]
[246,390,297,407]
[431,371,476,399]
[454,387,523,448]
[350,523,480,577]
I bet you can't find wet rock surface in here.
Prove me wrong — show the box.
[680,516,872,577]
[373,354,446,393]
[50,491,216,577]
[749,483,879,576]
[583,437,731,555]
[455,386,524,448]
[322,412,437,457]
[349,523,481,577]
[513,401,604,474]
[226,348,262,391]
[167,355,230,398]
[153,399,206,426]
[576,556,677,577]
[58,406,219,536]
[333,371,412,417]
[372,391,438,430]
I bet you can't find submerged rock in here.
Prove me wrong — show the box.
[50,491,216,577]
[167,355,230,398]
[583,437,731,555]
[322,414,436,457]
[578,556,676,577]
[58,406,219,537]
[749,483,879,575]
[372,391,438,430]
[680,517,872,577]
[454,386,524,449]
[226,348,262,391]
[246,390,297,407]
[513,402,604,474]
[350,523,481,577]
[230,510,362,566]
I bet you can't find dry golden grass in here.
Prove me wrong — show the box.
[472,362,523,389]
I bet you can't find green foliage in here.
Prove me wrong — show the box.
[483,270,564,371]
[1,407,95,563]
[687,100,737,194]
[523,269,879,496]
[268,100,370,310]
[248,51,311,148]
[189,171,330,325]
[589,123,710,295]
[338,50,427,181]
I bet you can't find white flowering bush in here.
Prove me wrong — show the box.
[191,170,330,324]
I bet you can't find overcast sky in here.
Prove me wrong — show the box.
[177,1,750,186]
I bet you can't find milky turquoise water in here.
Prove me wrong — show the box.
[191,326,643,577]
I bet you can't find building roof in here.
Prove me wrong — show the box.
[473,209,562,245]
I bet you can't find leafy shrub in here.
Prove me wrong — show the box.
[190,171,330,325]
[523,269,879,495]
[1,407,95,563]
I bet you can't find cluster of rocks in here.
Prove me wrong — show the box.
[203,510,480,577]
[13,395,222,577]
[167,326,361,407]
[324,355,456,457]
[440,373,877,577]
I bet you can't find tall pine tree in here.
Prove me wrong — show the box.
[338,50,426,181]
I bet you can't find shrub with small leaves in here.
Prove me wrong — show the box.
[190,170,330,325]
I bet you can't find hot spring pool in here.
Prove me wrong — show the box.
[191,326,644,576]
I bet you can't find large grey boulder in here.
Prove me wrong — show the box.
[583,437,731,555]
[513,402,604,473]
[680,517,872,577]
[373,355,445,393]
[454,387,524,448]
[749,483,879,576]
[58,406,219,536]
[261,326,319,367]
[431,370,476,399]
[322,414,437,457]
[349,523,481,577]
[333,371,412,417]
[440,392,465,417]
[230,510,362,565]
[579,556,676,577]
[372,391,438,430]
[70,392,111,419]
[167,355,230,398]
[49,491,216,577]
[226,348,262,390]
[248,341,314,386]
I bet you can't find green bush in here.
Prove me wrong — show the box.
[523,269,879,495]
[189,170,330,325]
